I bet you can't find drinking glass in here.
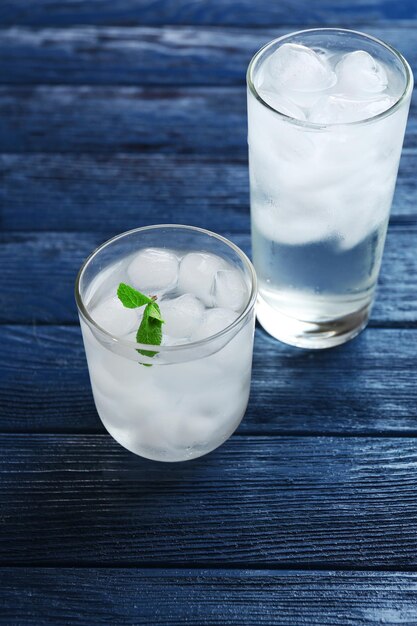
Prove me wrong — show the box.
[75,225,257,462]
[247,29,413,348]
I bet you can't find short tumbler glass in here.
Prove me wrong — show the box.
[75,225,257,462]
[247,28,413,348]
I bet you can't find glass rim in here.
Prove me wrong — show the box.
[247,27,414,129]
[75,224,258,352]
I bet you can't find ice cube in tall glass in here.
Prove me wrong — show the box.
[247,29,413,348]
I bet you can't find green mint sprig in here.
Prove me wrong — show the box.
[117,282,164,362]
[117,283,152,308]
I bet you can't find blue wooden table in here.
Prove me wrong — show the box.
[1,1,417,623]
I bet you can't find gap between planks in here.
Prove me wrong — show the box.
[2,561,417,573]
[1,430,417,438]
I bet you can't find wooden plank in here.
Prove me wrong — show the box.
[0,86,247,154]
[0,227,416,324]
[1,569,417,625]
[0,154,251,231]
[0,0,416,27]
[0,26,416,86]
[0,434,417,566]
[1,325,417,434]
[1,86,416,155]
[0,326,95,433]
[1,152,415,232]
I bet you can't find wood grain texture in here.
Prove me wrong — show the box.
[1,2,417,618]
[0,228,416,324]
[1,325,417,434]
[1,434,417,566]
[0,325,95,433]
[1,569,417,625]
[0,154,250,231]
[1,152,416,232]
[1,86,416,155]
[0,26,416,86]
[1,0,416,27]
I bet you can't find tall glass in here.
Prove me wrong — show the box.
[247,29,413,348]
[75,225,257,462]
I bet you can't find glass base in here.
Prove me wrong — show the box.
[256,294,371,349]
[102,418,243,462]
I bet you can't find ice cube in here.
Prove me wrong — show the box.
[161,334,183,346]
[248,89,316,166]
[191,308,239,341]
[159,293,205,338]
[259,43,336,108]
[309,93,396,124]
[127,248,179,294]
[176,378,250,448]
[251,181,334,246]
[90,359,120,400]
[256,90,307,121]
[91,295,138,336]
[177,252,227,306]
[157,358,222,396]
[178,414,220,448]
[100,380,178,453]
[213,269,248,312]
[85,260,123,307]
[335,50,388,95]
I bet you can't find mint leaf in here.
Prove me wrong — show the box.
[136,302,164,359]
[147,301,164,323]
[117,283,151,309]
[116,282,165,364]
